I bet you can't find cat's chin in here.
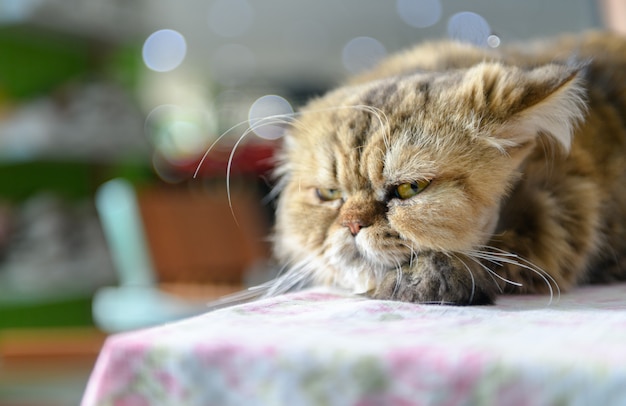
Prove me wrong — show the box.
[323,246,385,294]
[322,229,412,293]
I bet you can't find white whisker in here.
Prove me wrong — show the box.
[195,114,296,225]
[452,253,476,304]
[193,120,253,179]
[194,103,394,226]
[194,112,302,179]
[351,104,391,148]
[463,253,510,293]
[225,117,295,226]
[466,246,561,305]
[391,258,404,298]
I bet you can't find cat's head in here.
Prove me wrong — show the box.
[272,61,586,293]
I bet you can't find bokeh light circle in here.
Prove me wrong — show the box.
[142,29,187,72]
[145,104,213,164]
[487,34,501,48]
[447,12,491,47]
[248,95,294,140]
[396,0,442,28]
[342,37,387,74]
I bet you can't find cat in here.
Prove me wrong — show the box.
[257,31,626,305]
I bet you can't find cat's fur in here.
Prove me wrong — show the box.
[271,31,626,305]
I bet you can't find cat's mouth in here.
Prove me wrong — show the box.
[323,228,414,288]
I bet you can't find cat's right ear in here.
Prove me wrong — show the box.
[464,62,588,154]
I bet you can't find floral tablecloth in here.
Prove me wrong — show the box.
[82,284,626,405]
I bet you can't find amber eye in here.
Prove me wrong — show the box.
[393,180,430,200]
[316,188,343,201]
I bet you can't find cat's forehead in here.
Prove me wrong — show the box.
[296,71,466,140]
[320,72,439,112]
[291,72,466,152]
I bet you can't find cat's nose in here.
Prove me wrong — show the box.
[342,220,368,236]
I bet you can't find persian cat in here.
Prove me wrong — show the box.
[264,31,626,305]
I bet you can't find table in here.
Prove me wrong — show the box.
[82,284,626,405]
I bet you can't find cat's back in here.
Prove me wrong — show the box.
[504,31,626,69]
[504,32,626,200]
[355,31,626,82]
[531,33,626,163]
[505,32,626,116]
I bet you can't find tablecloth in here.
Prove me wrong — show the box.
[82,283,626,405]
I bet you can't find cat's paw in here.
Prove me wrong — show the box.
[371,251,496,305]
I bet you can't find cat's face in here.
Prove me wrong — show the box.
[273,62,584,294]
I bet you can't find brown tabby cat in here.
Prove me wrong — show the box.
[269,31,626,305]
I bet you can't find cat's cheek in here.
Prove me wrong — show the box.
[323,227,361,267]
[272,233,306,264]
[274,199,336,260]
[355,229,412,268]
[385,202,451,248]
[477,205,501,242]
[387,195,493,251]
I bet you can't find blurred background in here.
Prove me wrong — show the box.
[0,0,620,404]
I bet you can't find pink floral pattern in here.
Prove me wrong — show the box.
[83,284,626,405]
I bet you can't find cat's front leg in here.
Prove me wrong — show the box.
[371,251,496,305]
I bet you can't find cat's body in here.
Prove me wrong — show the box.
[271,31,626,305]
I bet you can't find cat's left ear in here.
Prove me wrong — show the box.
[464,62,587,153]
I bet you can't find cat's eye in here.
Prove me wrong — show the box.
[393,180,431,200]
[316,188,343,201]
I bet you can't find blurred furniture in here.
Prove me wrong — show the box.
[92,177,272,332]
[0,327,106,406]
[137,184,269,286]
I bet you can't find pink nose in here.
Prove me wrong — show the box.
[343,220,366,236]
